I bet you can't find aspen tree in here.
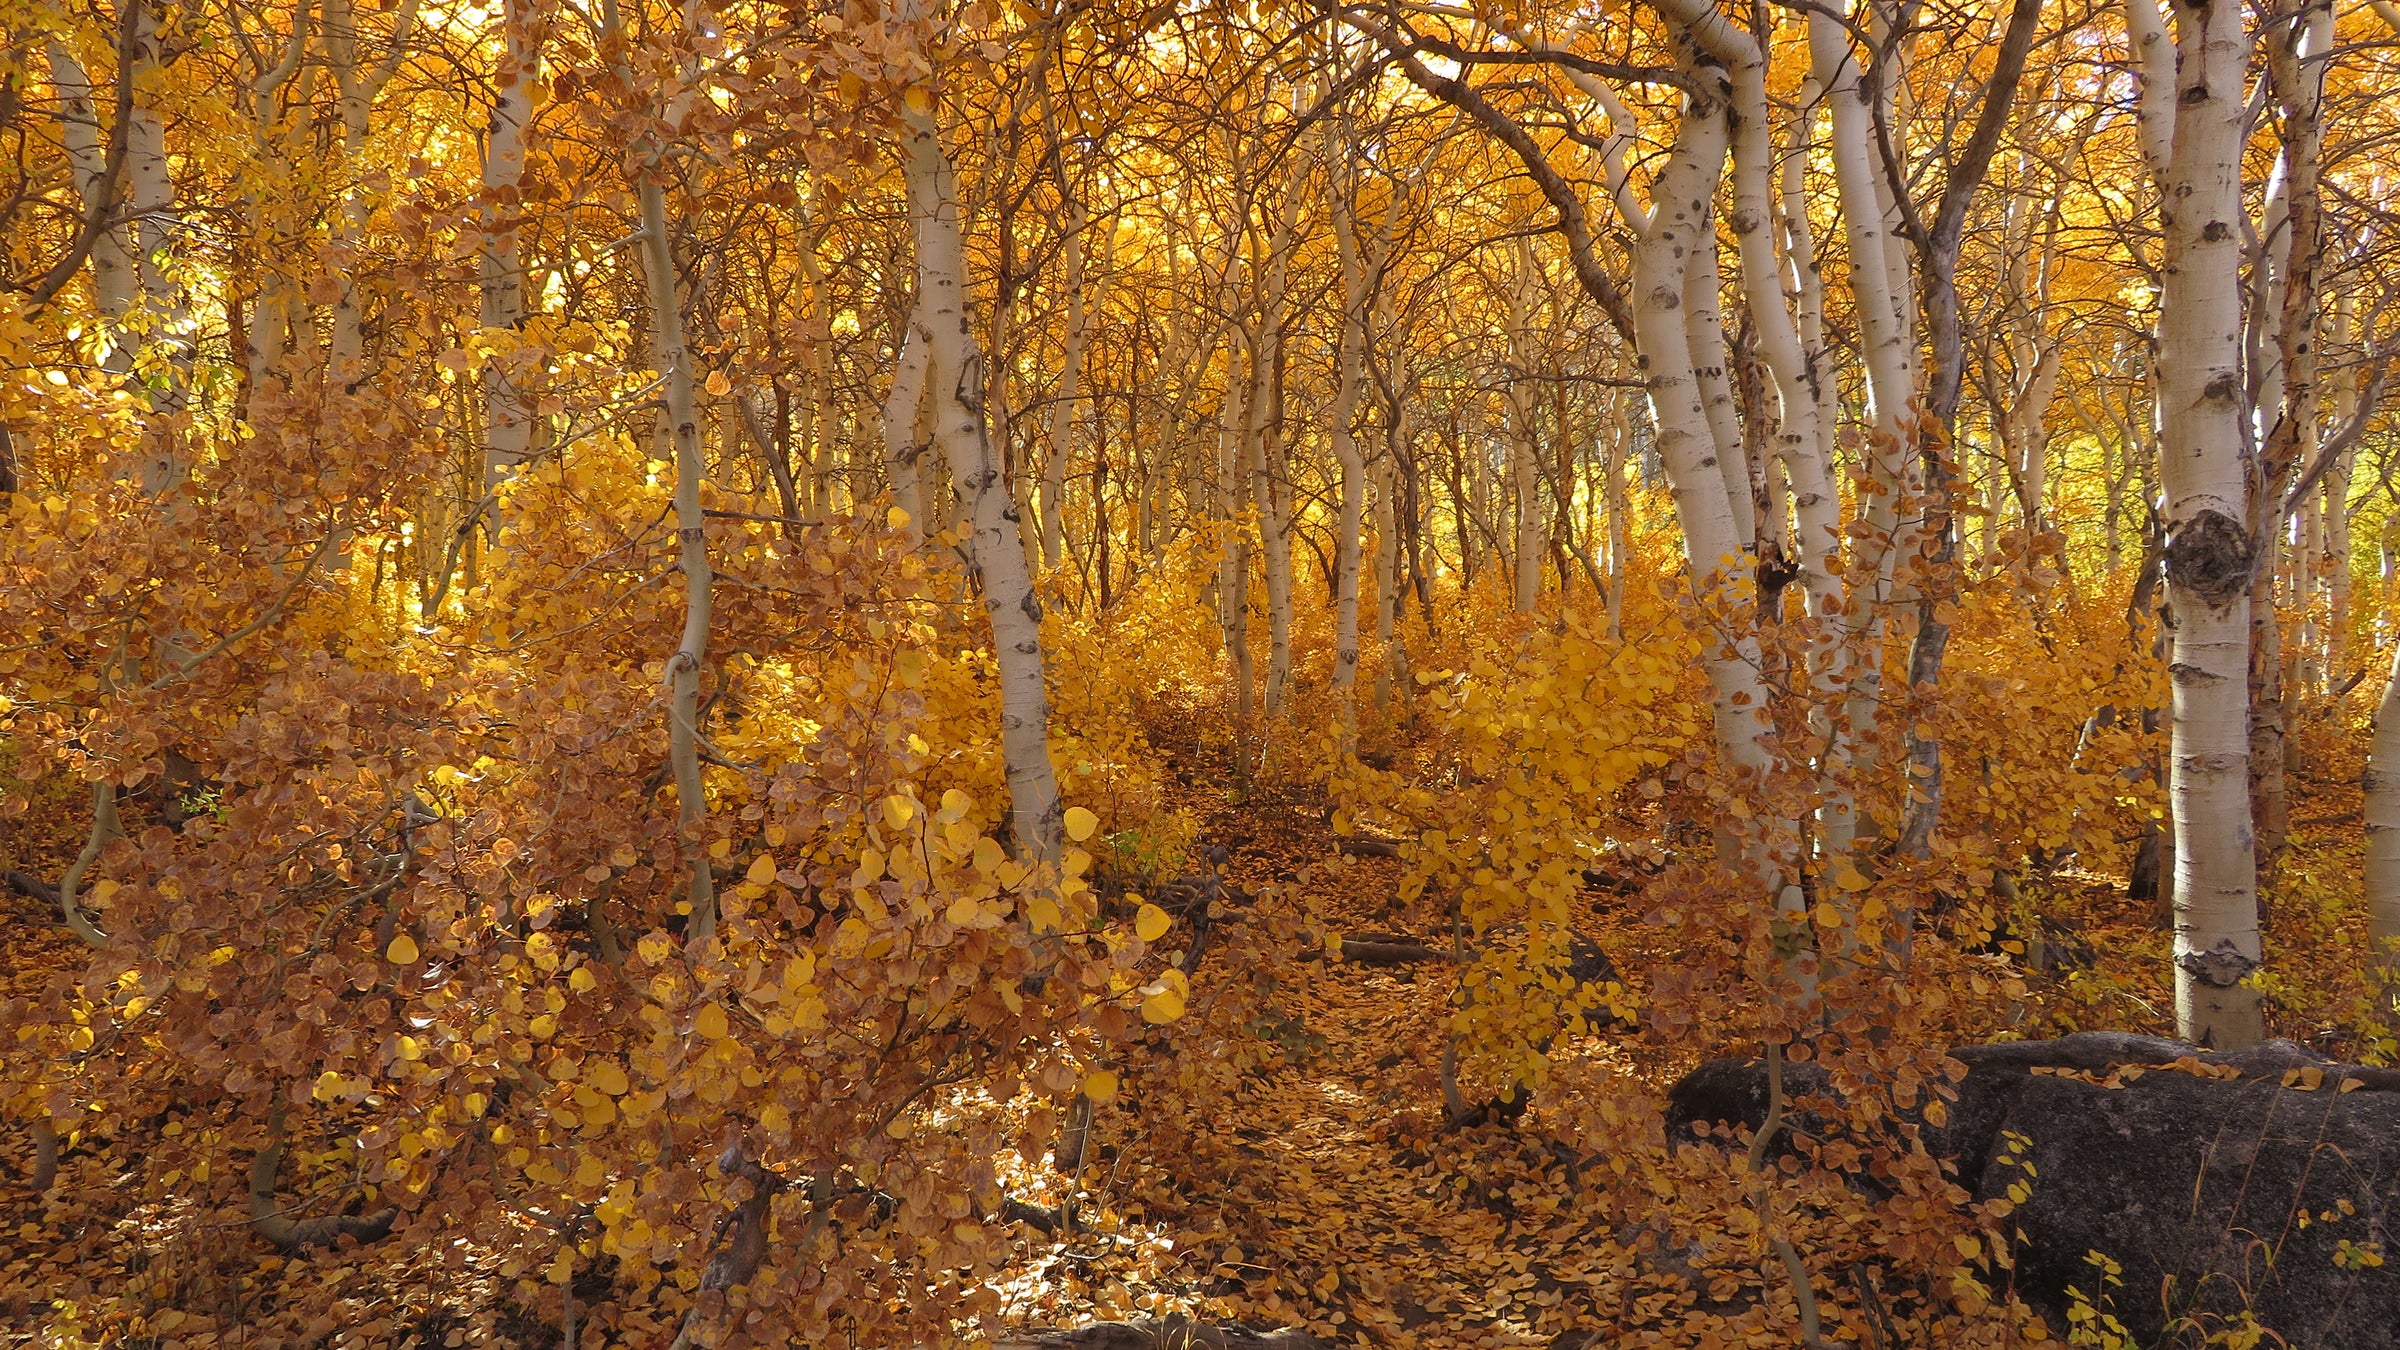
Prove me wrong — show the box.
[881,320,931,546]
[1506,236,1546,614]
[1040,198,1089,571]
[323,0,419,387]
[2370,620,2400,1007]
[2130,0,2265,1048]
[1327,115,1370,730]
[1251,144,1305,719]
[613,8,719,947]
[479,0,540,510]
[241,4,313,398]
[1810,6,1915,825]
[900,88,1066,861]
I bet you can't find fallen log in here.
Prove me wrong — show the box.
[1667,1033,2400,1348]
[1328,934,1457,965]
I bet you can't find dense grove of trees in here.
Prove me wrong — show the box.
[3,0,2400,1344]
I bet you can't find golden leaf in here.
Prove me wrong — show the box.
[1135,902,1171,943]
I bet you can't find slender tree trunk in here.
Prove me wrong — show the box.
[479,0,538,516]
[1252,164,1302,718]
[2326,291,2358,685]
[1042,202,1089,570]
[902,95,1065,862]
[882,320,932,546]
[2250,0,2332,888]
[324,0,419,388]
[1506,238,1547,614]
[635,157,718,949]
[50,40,135,348]
[1328,153,1370,733]
[1218,315,1255,726]
[2367,642,2400,1008]
[1811,10,1916,838]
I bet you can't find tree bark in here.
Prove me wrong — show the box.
[479,0,540,518]
[634,145,718,949]
[2136,0,2264,1048]
[1328,138,1370,733]
[902,93,1066,863]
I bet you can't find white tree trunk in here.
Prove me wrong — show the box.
[324,0,418,388]
[49,40,134,339]
[1040,202,1089,570]
[1371,454,1400,709]
[1329,156,1370,727]
[902,96,1065,862]
[881,319,932,546]
[1252,164,1303,718]
[2138,0,2263,1048]
[1507,239,1546,614]
[1683,226,1752,550]
[2326,290,2357,683]
[635,162,718,948]
[1810,9,1916,843]
[479,0,539,512]
[2367,644,2400,1001]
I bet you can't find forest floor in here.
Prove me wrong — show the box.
[0,764,2375,1349]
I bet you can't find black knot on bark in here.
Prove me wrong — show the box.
[2163,509,2252,606]
[2177,939,2258,988]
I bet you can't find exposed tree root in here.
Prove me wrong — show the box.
[2,870,59,906]
[249,1128,398,1251]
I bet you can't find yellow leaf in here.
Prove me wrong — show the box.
[704,370,733,397]
[570,966,598,993]
[1063,806,1098,842]
[587,1061,630,1096]
[464,1092,489,1119]
[746,854,778,886]
[1134,902,1171,943]
[883,795,917,830]
[887,505,913,532]
[946,895,980,926]
[694,1004,728,1040]
[1026,894,1063,933]
[903,85,934,116]
[1141,988,1186,1024]
[387,934,421,965]
[1082,1069,1119,1104]
[637,932,671,965]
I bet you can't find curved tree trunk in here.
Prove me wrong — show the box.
[901,94,1066,863]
